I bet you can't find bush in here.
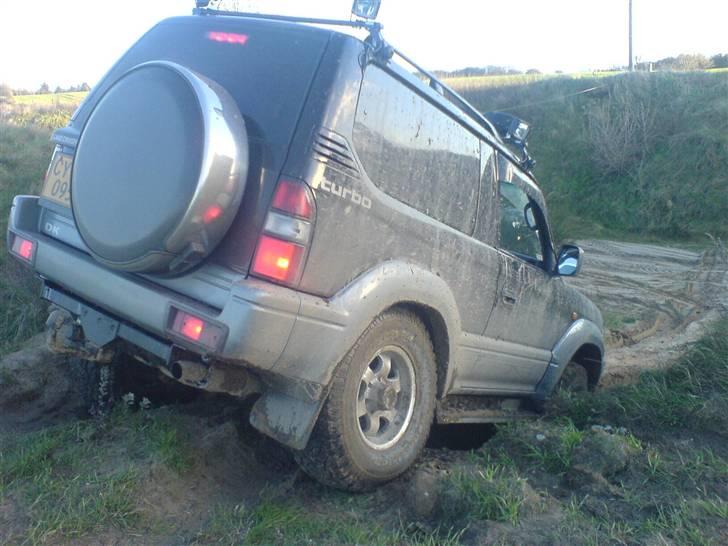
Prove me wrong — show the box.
[457,71,728,239]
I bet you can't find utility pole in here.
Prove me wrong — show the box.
[628,0,634,71]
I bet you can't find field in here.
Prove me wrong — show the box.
[12,92,87,107]
[0,72,727,544]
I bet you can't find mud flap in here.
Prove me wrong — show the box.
[249,391,325,450]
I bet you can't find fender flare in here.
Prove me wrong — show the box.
[251,260,463,449]
[535,318,604,399]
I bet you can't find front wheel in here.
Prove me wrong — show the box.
[295,309,437,491]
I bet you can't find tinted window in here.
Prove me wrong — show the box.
[75,17,329,170]
[353,66,480,234]
[499,181,543,262]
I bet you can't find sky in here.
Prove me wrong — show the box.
[1,0,726,90]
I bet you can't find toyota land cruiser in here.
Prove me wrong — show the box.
[7,1,604,490]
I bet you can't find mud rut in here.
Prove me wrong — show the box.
[568,239,728,386]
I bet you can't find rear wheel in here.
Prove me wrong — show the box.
[295,309,437,491]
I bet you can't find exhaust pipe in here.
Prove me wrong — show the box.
[162,359,260,398]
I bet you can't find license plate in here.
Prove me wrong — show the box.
[41,152,73,206]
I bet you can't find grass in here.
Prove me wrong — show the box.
[554,319,728,433]
[12,92,87,107]
[193,499,465,546]
[442,459,529,525]
[0,124,54,355]
[457,70,728,241]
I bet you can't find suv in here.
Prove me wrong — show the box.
[7,6,603,491]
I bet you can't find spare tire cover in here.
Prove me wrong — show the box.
[72,61,248,275]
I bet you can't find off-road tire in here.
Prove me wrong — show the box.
[295,309,437,491]
[558,361,589,392]
[69,358,116,417]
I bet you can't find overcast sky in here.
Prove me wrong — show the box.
[1,0,726,89]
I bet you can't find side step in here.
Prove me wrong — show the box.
[436,395,540,424]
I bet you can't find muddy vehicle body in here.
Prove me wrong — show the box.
[7,4,603,490]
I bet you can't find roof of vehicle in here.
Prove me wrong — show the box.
[189,10,541,190]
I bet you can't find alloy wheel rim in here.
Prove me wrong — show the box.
[356,345,416,450]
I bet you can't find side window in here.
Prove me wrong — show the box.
[498,181,544,262]
[353,66,480,234]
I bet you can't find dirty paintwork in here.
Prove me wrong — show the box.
[7,15,603,452]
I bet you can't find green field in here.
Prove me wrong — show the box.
[12,91,87,107]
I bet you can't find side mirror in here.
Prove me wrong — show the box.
[352,0,382,19]
[556,244,583,276]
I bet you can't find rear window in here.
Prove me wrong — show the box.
[75,17,330,168]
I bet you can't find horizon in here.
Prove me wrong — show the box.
[1,0,727,90]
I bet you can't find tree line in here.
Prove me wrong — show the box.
[0,82,91,99]
[432,52,728,79]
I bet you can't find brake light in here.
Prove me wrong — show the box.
[271,179,313,219]
[252,235,304,283]
[10,234,35,262]
[251,178,315,287]
[207,31,249,45]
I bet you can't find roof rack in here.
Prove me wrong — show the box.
[389,47,499,140]
[191,6,531,165]
[192,7,382,33]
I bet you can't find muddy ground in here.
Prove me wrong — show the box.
[569,239,728,385]
[1,238,727,545]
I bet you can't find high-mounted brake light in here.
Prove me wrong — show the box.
[206,31,249,45]
[10,234,35,263]
[251,178,316,287]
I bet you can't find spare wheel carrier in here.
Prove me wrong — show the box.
[71,60,249,275]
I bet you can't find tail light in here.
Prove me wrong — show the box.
[169,308,225,350]
[251,178,315,287]
[9,233,36,263]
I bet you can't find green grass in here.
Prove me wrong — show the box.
[192,498,465,546]
[13,92,87,107]
[554,319,728,433]
[0,124,54,355]
[458,70,728,241]
[0,407,198,544]
[442,459,529,525]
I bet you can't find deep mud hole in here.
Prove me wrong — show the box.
[1,239,727,543]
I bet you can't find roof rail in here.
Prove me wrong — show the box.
[193,7,382,33]
[390,47,498,140]
[192,5,519,162]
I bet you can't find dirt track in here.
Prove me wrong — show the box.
[569,239,728,386]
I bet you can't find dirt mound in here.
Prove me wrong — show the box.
[0,334,85,433]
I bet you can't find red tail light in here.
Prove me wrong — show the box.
[252,235,305,284]
[271,179,314,219]
[169,308,226,350]
[10,234,35,263]
[251,178,315,287]
[180,315,205,341]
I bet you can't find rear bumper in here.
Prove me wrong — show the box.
[8,196,310,382]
